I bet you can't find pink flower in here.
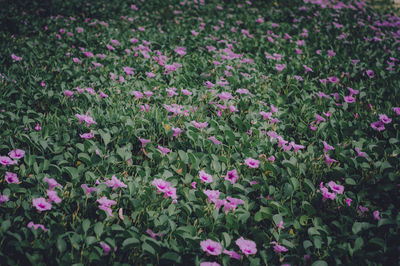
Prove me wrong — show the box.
[191,182,197,189]
[11,54,22,61]
[199,170,213,183]
[81,184,98,196]
[100,242,111,255]
[105,175,127,190]
[152,179,177,200]
[244,157,260,168]
[32,197,52,212]
[275,64,286,73]
[73,58,82,64]
[44,177,62,190]
[35,123,42,130]
[223,249,242,260]
[371,121,385,131]
[271,241,288,254]
[200,262,220,266]
[97,196,116,217]
[393,107,400,115]
[224,169,239,184]
[373,210,381,220]
[8,149,25,160]
[0,194,9,204]
[324,153,338,166]
[146,229,163,240]
[172,127,184,137]
[27,222,48,231]
[268,155,275,162]
[322,141,334,153]
[80,131,94,139]
[346,198,352,206]
[355,147,368,158]
[191,121,208,130]
[203,190,220,203]
[236,237,257,256]
[200,239,222,256]
[5,172,19,184]
[366,70,374,78]
[217,92,234,100]
[344,95,355,103]
[158,145,171,155]
[277,220,284,229]
[319,182,336,201]
[175,47,186,56]
[64,90,74,97]
[378,114,392,124]
[208,136,222,145]
[47,190,62,204]
[0,156,18,167]
[139,138,151,147]
[327,181,344,194]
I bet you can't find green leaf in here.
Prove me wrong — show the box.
[122,237,140,247]
[222,232,231,247]
[160,252,181,263]
[99,130,111,146]
[352,222,374,234]
[303,179,315,192]
[142,242,156,256]
[64,167,79,180]
[312,260,328,266]
[94,222,104,239]
[57,237,67,253]
[178,150,188,164]
[82,219,90,234]
[345,178,356,185]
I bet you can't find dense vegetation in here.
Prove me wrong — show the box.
[0,0,399,265]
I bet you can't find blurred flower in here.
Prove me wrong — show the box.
[236,237,257,256]
[244,157,260,168]
[8,149,25,159]
[5,172,19,184]
[27,221,48,231]
[32,197,52,212]
[105,175,127,190]
[200,239,222,255]
[271,241,288,254]
[373,210,381,220]
[223,249,241,259]
[199,170,213,183]
[0,156,18,166]
[100,242,111,255]
[47,190,61,204]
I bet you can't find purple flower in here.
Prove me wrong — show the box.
[271,241,288,254]
[64,90,74,97]
[344,95,355,103]
[80,131,95,139]
[44,177,62,190]
[224,169,239,184]
[327,181,344,194]
[371,121,385,131]
[244,157,260,168]
[328,76,339,83]
[324,153,338,166]
[203,190,221,203]
[322,141,335,153]
[0,194,9,204]
[146,229,163,240]
[200,239,222,256]
[355,147,368,158]
[199,170,213,183]
[97,196,116,217]
[100,242,111,255]
[81,184,98,196]
[0,156,18,166]
[5,172,19,184]
[366,70,374,78]
[373,210,381,220]
[223,249,242,260]
[139,137,151,147]
[393,107,400,115]
[171,127,184,137]
[11,54,22,61]
[47,190,62,204]
[8,149,25,159]
[200,263,220,266]
[105,175,127,190]
[236,237,257,256]
[175,46,186,56]
[208,136,222,145]
[158,145,171,155]
[275,64,286,73]
[32,197,52,212]
[27,221,48,231]
[217,92,234,100]
[378,114,392,124]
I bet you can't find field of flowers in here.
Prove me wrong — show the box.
[1,0,399,265]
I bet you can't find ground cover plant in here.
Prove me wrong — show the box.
[0,0,399,265]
